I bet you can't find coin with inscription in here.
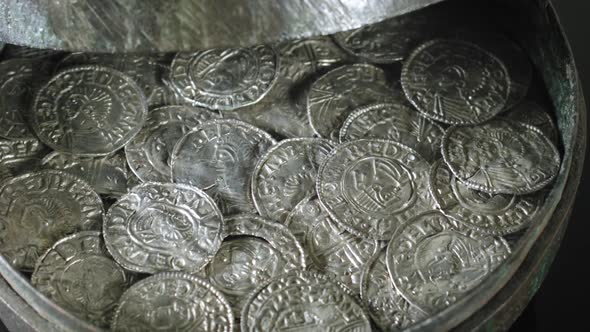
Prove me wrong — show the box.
[112,272,233,332]
[103,182,224,274]
[125,105,220,183]
[252,138,335,223]
[0,138,49,182]
[31,231,134,328]
[198,214,305,318]
[441,118,561,194]
[171,119,276,215]
[429,159,544,235]
[285,196,379,292]
[241,270,371,332]
[307,64,397,139]
[386,211,511,314]
[0,170,103,271]
[31,65,148,156]
[317,139,433,241]
[401,39,511,125]
[504,101,558,144]
[170,45,278,111]
[340,103,444,161]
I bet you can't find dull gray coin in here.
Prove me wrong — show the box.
[0,138,49,183]
[503,101,558,144]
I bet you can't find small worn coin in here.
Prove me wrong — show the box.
[503,101,558,144]
[317,139,433,241]
[112,272,233,332]
[251,138,335,223]
[441,118,561,194]
[0,170,103,271]
[401,39,511,125]
[31,65,148,156]
[125,105,220,183]
[340,103,444,161]
[31,231,134,328]
[429,159,544,235]
[41,151,130,196]
[241,270,372,332]
[386,211,511,314]
[307,64,397,139]
[171,119,276,215]
[170,45,279,111]
[285,196,379,293]
[198,214,305,318]
[103,182,224,274]
[0,138,49,182]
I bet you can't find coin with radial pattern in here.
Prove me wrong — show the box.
[31,231,135,328]
[171,119,276,215]
[285,196,379,292]
[340,103,444,161]
[307,63,397,139]
[125,105,220,183]
[170,45,278,110]
[360,247,425,331]
[503,101,558,144]
[0,138,49,182]
[198,214,305,318]
[42,151,130,196]
[0,170,103,271]
[317,139,433,241]
[112,272,233,332]
[441,118,561,194]
[401,39,510,125]
[241,270,371,332]
[103,182,224,274]
[429,159,544,235]
[31,65,148,156]
[251,138,335,223]
[386,211,511,314]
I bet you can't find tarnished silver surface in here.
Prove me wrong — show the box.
[285,196,379,293]
[171,119,276,215]
[317,139,433,241]
[339,103,444,161]
[504,101,558,144]
[401,39,511,125]
[112,272,233,332]
[442,118,561,194]
[386,211,511,314]
[241,270,371,332]
[251,138,335,223]
[103,182,224,274]
[1,45,62,60]
[170,45,278,111]
[0,170,103,271]
[429,159,544,235]
[31,66,148,156]
[125,105,220,183]
[31,231,133,328]
[0,138,48,183]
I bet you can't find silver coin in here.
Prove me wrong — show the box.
[339,103,445,161]
[285,196,379,293]
[112,272,233,332]
[429,159,544,235]
[41,151,130,196]
[317,139,433,241]
[386,211,511,314]
[0,170,103,271]
[171,119,276,215]
[0,138,49,183]
[0,59,52,139]
[360,247,425,331]
[307,64,397,139]
[125,105,220,183]
[503,101,558,144]
[170,45,279,111]
[31,65,148,156]
[441,118,561,194]
[1,44,62,60]
[198,214,305,318]
[241,270,371,332]
[31,231,134,328]
[103,182,224,274]
[401,39,511,125]
[251,138,335,223]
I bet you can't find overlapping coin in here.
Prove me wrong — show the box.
[0,138,48,182]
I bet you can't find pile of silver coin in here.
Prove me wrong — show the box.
[0,7,561,332]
